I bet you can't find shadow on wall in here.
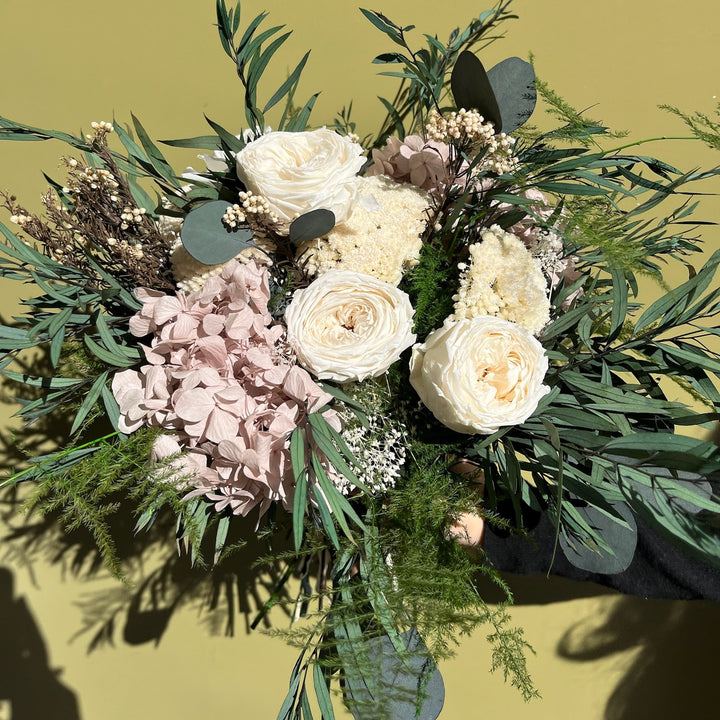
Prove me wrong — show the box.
[0,566,81,720]
[557,596,720,720]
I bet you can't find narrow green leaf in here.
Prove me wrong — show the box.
[312,663,336,720]
[70,371,109,434]
[264,51,311,113]
[214,515,230,564]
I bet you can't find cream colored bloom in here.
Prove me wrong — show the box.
[452,224,550,334]
[235,129,365,232]
[409,317,549,434]
[285,270,416,382]
[297,175,430,285]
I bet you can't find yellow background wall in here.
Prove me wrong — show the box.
[0,1,719,719]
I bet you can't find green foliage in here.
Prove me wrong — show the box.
[215,0,319,133]
[404,240,458,340]
[662,101,720,151]
[533,74,627,146]
[365,1,518,145]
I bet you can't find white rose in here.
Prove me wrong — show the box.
[235,129,365,231]
[285,270,416,382]
[409,317,549,434]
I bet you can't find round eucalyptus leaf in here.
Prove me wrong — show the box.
[340,628,445,720]
[180,200,255,265]
[289,208,335,245]
[450,51,502,131]
[487,57,537,133]
[560,500,637,574]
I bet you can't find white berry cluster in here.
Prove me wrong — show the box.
[222,190,279,230]
[426,108,496,144]
[9,213,32,226]
[107,237,144,259]
[120,206,146,230]
[426,108,518,175]
[85,120,114,142]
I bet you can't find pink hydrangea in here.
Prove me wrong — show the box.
[367,135,457,192]
[112,260,340,518]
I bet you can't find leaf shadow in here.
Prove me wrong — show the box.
[0,347,299,653]
[556,596,720,720]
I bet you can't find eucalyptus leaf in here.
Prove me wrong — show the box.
[289,209,335,245]
[340,628,445,720]
[560,499,637,574]
[181,200,255,265]
[486,56,537,133]
[450,51,502,131]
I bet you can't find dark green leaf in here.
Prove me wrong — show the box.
[450,51,502,130]
[205,116,245,152]
[160,135,222,150]
[264,51,311,113]
[289,209,335,245]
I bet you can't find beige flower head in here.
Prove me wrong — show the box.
[410,316,550,435]
[285,270,416,382]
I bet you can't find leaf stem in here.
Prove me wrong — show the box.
[608,136,698,154]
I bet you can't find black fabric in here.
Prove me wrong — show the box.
[484,510,720,602]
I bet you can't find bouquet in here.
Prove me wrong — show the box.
[2,1,720,717]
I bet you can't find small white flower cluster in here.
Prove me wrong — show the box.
[298,175,430,285]
[427,108,496,144]
[334,411,407,496]
[525,230,568,277]
[85,120,114,141]
[426,108,518,175]
[107,237,144,259]
[221,190,279,230]
[9,213,31,226]
[482,134,519,175]
[120,205,146,230]
[62,161,120,198]
[452,224,550,335]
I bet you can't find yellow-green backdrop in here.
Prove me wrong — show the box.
[0,1,719,719]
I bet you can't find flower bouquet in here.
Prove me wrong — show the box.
[2,1,720,718]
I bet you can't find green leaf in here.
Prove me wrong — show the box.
[181,200,255,265]
[70,371,109,434]
[101,384,121,431]
[559,500,637,573]
[214,515,230,564]
[536,181,608,196]
[205,116,245,152]
[312,664,336,720]
[450,51,502,130]
[264,51,311,113]
[340,628,445,720]
[608,268,628,341]
[83,335,137,368]
[290,428,307,553]
[160,135,222,150]
[131,114,179,188]
[285,93,320,132]
[1,369,83,389]
[486,56,536,133]
[289,209,335,245]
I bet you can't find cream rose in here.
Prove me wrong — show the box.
[285,270,416,382]
[235,129,365,231]
[409,317,549,434]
